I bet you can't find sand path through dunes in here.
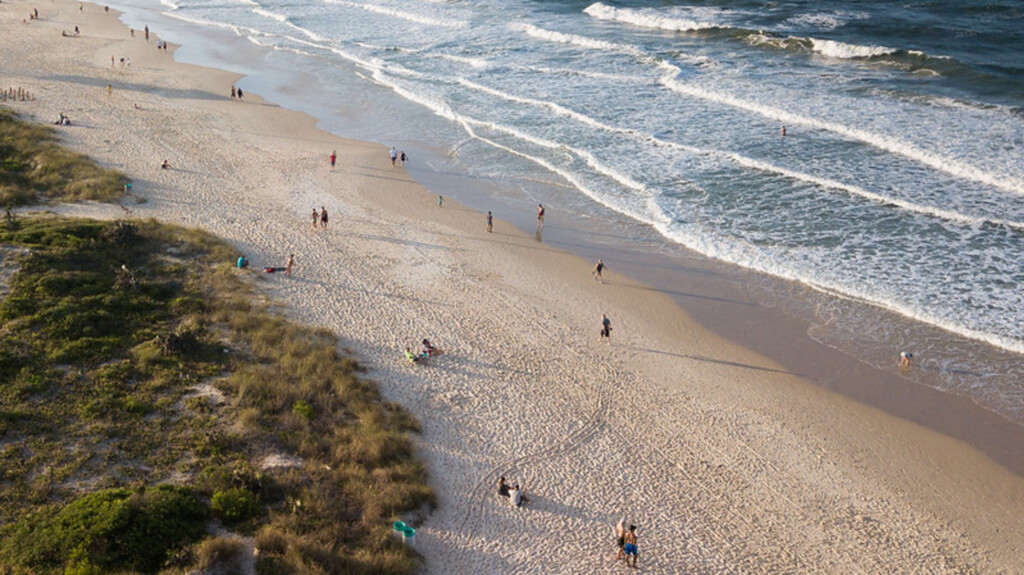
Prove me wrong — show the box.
[4,0,1024,572]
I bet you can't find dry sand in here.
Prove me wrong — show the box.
[3,1,1024,572]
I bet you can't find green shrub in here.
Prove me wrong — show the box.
[0,485,209,573]
[211,487,261,525]
[291,400,314,421]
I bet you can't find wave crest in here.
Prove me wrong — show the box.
[583,2,724,32]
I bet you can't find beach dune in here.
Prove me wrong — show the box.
[3,0,1024,572]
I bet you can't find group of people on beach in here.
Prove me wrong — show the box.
[405,339,442,365]
[496,476,528,508]
[388,146,408,167]
[310,206,329,230]
[615,517,640,568]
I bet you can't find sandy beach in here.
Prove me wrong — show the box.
[4,0,1024,572]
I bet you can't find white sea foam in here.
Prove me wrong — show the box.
[808,38,898,59]
[322,0,467,28]
[784,11,869,30]
[526,65,645,82]
[721,153,1024,231]
[435,53,491,69]
[513,23,645,57]
[252,7,288,24]
[656,66,1024,196]
[583,2,724,32]
[162,11,258,37]
[459,69,1022,232]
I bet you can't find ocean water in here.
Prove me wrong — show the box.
[111,0,1024,423]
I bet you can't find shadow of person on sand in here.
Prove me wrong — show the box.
[628,346,795,376]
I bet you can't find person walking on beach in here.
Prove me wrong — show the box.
[537,203,545,232]
[329,150,336,170]
[144,25,149,41]
[593,258,607,284]
[310,208,319,230]
[319,206,328,229]
[237,87,243,100]
[230,85,236,99]
[389,146,398,167]
[285,254,295,277]
[615,517,627,561]
[486,211,493,233]
[400,150,407,167]
[623,525,639,568]
[600,314,612,343]
[438,195,443,208]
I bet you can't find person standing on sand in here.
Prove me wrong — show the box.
[400,150,407,166]
[537,203,545,232]
[593,258,606,283]
[615,517,627,561]
[389,146,398,167]
[237,87,243,99]
[230,85,236,100]
[623,525,639,568]
[144,25,148,41]
[486,211,493,233]
[900,351,913,368]
[319,206,328,229]
[310,208,319,230]
[329,150,336,170]
[438,195,443,208]
[285,254,295,277]
[600,314,612,343]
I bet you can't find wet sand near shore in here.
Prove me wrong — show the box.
[4,0,1024,572]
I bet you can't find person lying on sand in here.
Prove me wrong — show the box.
[405,347,427,364]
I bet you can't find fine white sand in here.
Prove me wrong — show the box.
[4,1,1024,572]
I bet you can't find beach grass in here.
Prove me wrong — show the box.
[0,210,432,570]
[0,107,126,206]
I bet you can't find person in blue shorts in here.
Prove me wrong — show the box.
[623,524,638,568]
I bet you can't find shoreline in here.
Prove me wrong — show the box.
[4,0,1024,571]
[97,0,1024,438]
[96,0,1024,434]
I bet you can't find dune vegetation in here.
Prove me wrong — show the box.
[0,109,432,574]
